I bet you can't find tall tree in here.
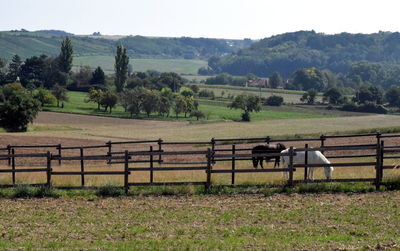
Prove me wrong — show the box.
[58,37,73,74]
[90,66,106,85]
[7,54,22,82]
[269,72,282,89]
[114,45,129,92]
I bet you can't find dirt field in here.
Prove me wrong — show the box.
[15,111,400,142]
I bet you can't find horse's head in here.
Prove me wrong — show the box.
[277,143,287,150]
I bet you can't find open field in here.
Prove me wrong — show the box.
[21,112,400,142]
[73,56,207,75]
[0,192,398,250]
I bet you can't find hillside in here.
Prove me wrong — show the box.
[0,30,250,61]
[209,30,400,77]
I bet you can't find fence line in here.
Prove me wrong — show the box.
[1,132,400,191]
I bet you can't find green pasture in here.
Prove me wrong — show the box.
[73,56,207,75]
[197,84,323,104]
[44,91,343,122]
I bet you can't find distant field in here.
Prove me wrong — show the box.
[73,56,207,75]
[197,84,323,104]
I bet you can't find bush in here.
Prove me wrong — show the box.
[341,102,388,114]
[265,95,284,106]
[12,185,35,198]
[96,184,124,197]
[198,89,215,99]
[34,186,59,198]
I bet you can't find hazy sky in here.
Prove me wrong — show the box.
[1,0,400,39]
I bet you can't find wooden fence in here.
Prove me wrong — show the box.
[0,132,400,191]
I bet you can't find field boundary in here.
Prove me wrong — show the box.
[1,132,400,191]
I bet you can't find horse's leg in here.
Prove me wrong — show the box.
[307,167,314,180]
[324,166,333,180]
[259,158,264,169]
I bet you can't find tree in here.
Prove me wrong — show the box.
[269,72,282,89]
[291,68,328,91]
[180,87,195,97]
[33,88,56,107]
[58,37,73,74]
[0,88,41,132]
[158,72,184,92]
[100,90,118,113]
[86,89,104,110]
[385,85,400,107]
[353,84,384,104]
[52,84,69,107]
[228,94,261,121]
[7,54,22,82]
[173,95,187,118]
[141,89,159,117]
[121,88,144,117]
[71,66,92,87]
[90,66,106,85]
[300,89,317,104]
[323,87,345,105]
[114,45,129,92]
[157,88,174,117]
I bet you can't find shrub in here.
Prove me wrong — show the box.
[96,184,124,197]
[12,185,35,198]
[198,89,215,99]
[341,102,388,114]
[265,95,284,106]
[34,186,59,198]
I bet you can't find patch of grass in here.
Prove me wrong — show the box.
[383,175,400,190]
[96,184,125,197]
[11,185,59,199]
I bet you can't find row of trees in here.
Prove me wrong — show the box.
[85,86,205,120]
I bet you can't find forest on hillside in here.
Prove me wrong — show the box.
[206,31,400,77]
[0,30,250,60]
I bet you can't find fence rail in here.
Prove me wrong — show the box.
[1,132,400,191]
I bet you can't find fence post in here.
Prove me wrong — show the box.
[150,146,154,183]
[211,138,215,164]
[11,148,15,185]
[57,144,62,165]
[288,146,294,186]
[375,141,381,190]
[376,132,381,147]
[46,151,52,187]
[320,134,326,155]
[107,141,112,164]
[304,144,309,182]
[206,148,212,191]
[80,147,85,187]
[124,150,129,195]
[7,145,11,166]
[158,138,163,164]
[231,144,235,185]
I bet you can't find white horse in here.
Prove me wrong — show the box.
[280,148,334,180]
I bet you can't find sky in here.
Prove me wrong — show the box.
[1,0,400,39]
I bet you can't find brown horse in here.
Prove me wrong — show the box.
[252,143,286,168]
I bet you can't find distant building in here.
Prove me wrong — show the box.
[245,78,268,88]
